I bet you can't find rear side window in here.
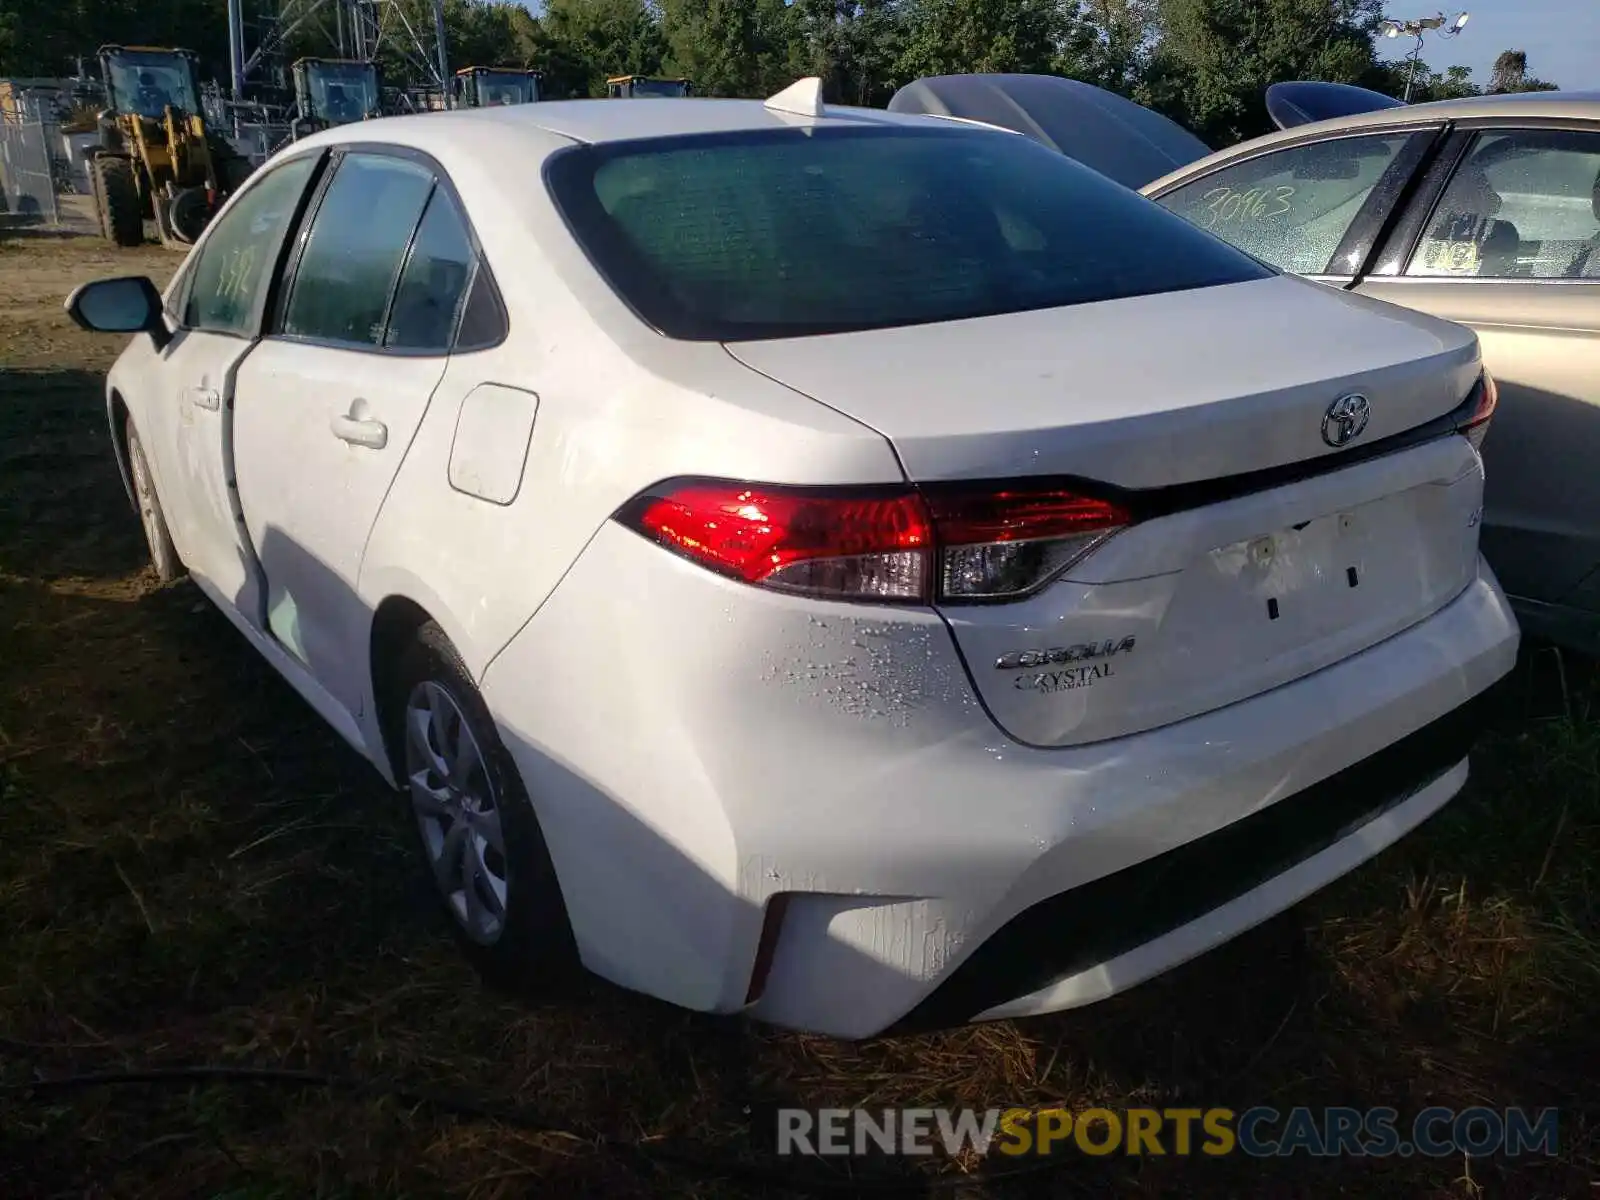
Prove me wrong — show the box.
[282,153,434,346]
[1408,130,1600,279]
[545,126,1270,341]
[385,190,476,351]
[1156,133,1413,276]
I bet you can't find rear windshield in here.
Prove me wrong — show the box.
[544,125,1272,341]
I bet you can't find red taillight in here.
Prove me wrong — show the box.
[1458,371,1498,451]
[925,488,1131,601]
[622,483,932,601]
[618,480,1130,603]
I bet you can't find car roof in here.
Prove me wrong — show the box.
[295,95,944,158]
[1140,90,1600,195]
[1221,89,1600,147]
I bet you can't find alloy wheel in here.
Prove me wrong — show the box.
[404,680,509,946]
[128,438,163,561]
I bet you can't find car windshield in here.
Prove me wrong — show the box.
[307,64,379,122]
[477,73,537,105]
[546,125,1272,341]
[627,79,687,97]
[108,53,198,119]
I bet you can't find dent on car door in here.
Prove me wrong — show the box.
[1355,127,1600,619]
[230,150,478,718]
[1150,128,1439,282]
[155,152,323,613]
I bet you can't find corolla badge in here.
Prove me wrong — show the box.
[995,637,1136,670]
[1322,393,1371,448]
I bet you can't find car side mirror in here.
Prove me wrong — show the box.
[64,276,171,350]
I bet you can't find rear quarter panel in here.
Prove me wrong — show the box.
[1355,279,1600,603]
[353,130,902,691]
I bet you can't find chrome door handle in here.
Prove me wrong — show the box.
[187,386,220,411]
[330,413,388,449]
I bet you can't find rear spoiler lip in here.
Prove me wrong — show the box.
[920,113,1026,136]
[1105,373,1490,521]
[1265,81,1409,131]
[881,375,1490,525]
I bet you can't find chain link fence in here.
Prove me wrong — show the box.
[0,113,62,224]
[0,104,100,233]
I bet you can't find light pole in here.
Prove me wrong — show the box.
[1379,12,1471,103]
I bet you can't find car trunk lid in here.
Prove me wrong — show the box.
[725,274,1487,747]
[726,274,1479,487]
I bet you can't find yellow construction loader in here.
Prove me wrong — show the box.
[87,45,249,248]
[606,75,691,98]
[454,66,541,107]
[291,58,382,133]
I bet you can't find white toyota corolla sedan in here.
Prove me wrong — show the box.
[66,79,1518,1038]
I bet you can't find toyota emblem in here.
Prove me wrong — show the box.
[1322,393,1371,448]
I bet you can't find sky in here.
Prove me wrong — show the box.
[1406,0,1598,89]
[517,0,1597,91]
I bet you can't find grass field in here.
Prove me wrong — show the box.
[1,228,1596,1198]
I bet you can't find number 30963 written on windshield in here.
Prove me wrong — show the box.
[1199,185,1295,229]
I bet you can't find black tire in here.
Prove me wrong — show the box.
[124,422,182,583]
[93,155,143,247]
[135,161,155,220]
[86,155,110,237]
[388,622,579,992]
[165,186,211,245]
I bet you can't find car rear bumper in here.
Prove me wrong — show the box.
[890,684,1496,1032]
[481,523,1519,1038]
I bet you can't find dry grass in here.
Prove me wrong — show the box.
[1,231,1596,1198]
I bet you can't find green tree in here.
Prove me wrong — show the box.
[0,0,537,96]
[897,0,1081,80]
[791,0,906,107]
[0,0,253,81]
[1073,0,1158,93]
[443,0,525,72]
[1145,0,1384,145]
[1488,48,1558,94]
[1373,57,1478,101]
[1433,62,1479,99]
[1367,49,1563,103]
[1368,58,1478,102]
[534,0,667,97]
[294,0,525,94]
[658,0,802,96]
[1489,48,1527,93]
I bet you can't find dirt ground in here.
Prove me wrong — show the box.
[1,229,1597,1199]
[0,232,175,370]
